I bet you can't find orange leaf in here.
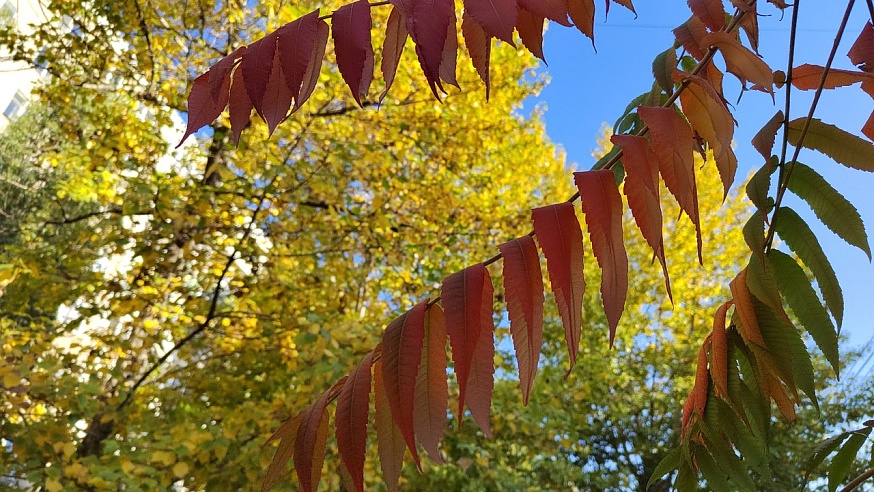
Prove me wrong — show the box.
[729,268,765,347]
[751,110,784,162]
[710,301,732,398]
[848,21,874,70]
[767,375,796,421]
[229,67,253,145]
[680,391,695,438]
[864,111,874,141]
[332,0,374,106]
[262,412,304,492]
[734,0,759,52]
[608,0,635,15]
[442,263,494,432]
[704,31,774,93]
[693,335,711,418]
[335,353,374,492]
[532,203,585,374]
[673,15,708,60]
[461,12,492,99]
[574,170,628,346]
[380,7,408,103]
[687,0,725,31]
[567,0,596,44]
[294,378,346,492]
[413,305,448,464]
[790,63,874,90]
[179,72,231,147]
[516,7,546,62]
[463,0,517,44]
[381,301,427,467]
[498,236,545,405]
[374,359,406,492]
[294,20,329,113]
[610,134,672,302]
[674,69,737,197]
[638,106,702,263]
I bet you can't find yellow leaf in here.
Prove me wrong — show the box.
[45,478,63,492]
[172,462,190,478]
[3,372,19,388]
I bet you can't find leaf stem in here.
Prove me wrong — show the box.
[840,466,874,492]
[777,0,801,176]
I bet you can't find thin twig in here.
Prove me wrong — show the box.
[777,0,801,174]
[765,0,857,250]
[840,466,874,492]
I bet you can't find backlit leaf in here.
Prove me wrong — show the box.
[673,15,708,60]
[467,274,496,437]
[575,170,628,345]
[754,298,816,408]
[751,111,783,162]
[374,359,405,492]
[332,0,374,106]
[745,162,774,218]
[413,305,448,464]
[389,0,454,97]
[262,413,303,492]
[646,447,681,491]
[790,64,873,90]
[463,0,517,44]
[462,12,492,99]
[294,379,345,492]
[804,432,849,480]
[516,8,546,62]
[261,48,293,135]
[241,31,280,118]
[519,0,571,26]
[828,430,871,492]
[179,73,230,147]
[498,236,545,405]
[277,10,320,103]
[294,20,330,112]
[848,21,874,70]
[208,46,246,103]
[787,117,874,172]
[729,268,765,348]
[711,301,731,397]
[652,48,678,94]
[229,67,253,145]
[532,203,585,373]
[439,11,459,87]
[705,31,774,93]
[567,0,596,43]
[335,352,374,492]
[380,8,408,103]
[687,0,725,31]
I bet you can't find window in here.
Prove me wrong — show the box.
[4,91,27,121]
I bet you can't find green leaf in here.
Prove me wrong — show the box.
[768,250,840,375]
[774,207,844,327]
[746,252,784,318]
[745,161,774,217]
[787,118,874,172]
[805,432,849,482]
[694,446,732,492]
[787,162,870,259]
[647,447,682,491]
[713,398,765,469]
[828,430,871,492]
[743,214,765,261]
[674,458,699,492]
[652,48,678,94]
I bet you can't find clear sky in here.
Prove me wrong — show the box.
[528,2,874,352]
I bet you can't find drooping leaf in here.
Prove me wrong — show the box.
[652,48,678,94]
[751,110,783,162]
[848,21,874,70]
[179,72,231,147]
[787,117,874,172]
[390,0,454,97]
[674,69,737,197]
[804,432,850,481]
[711,301,732,397]
[441,263,494,431]
[769,249,840,375]
[332,0,374,106]
[463,0,517,44]
[335,352,374,492]
[787,162,871,259]
[729,268,765,348]
[261,48,294,135]
[374,359,405,492]
[744,214,765,262]
[775,207,844,327]
[381,301,427,466]
[695,445,732,492]
[863,111,874,142]
[767,374,796,421]
[673,15,709,60]
[638,105,702,262]
[466,276,496,437]
[746,252,793,326]
[498,236,545,405]
[531,203,585,373]
[462,12,492,99]
[294,378,345,492]
[294,20,330,112]
[575,170,628,345]
[790,63,874,90]
[735,0,759,53]
[687,0,725,31]
[746,162,774,218]
[608,0,635,15]
[692,338,711,417]
[208,46,246,103]
[277,10,320,102]
[241,30,280,118]
[828,429,871,492]
[516,7,546,62]
[754,297,816,408]
[262,412,304,492]
[439,11,459,88]
[413,305,448,464]
[610,134,672,301]
[519,0,571,26]
[646,447,682,491]
[229,67,253,145]
[380,8,409,103]
[567,0,596,43]
[704,31,774,93]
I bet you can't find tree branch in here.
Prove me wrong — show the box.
[840,466,874,492]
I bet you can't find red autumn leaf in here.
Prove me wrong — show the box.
[463,0,518,44]
[295,20,330,112]
[178,72,230,147]
[208,46,246,103]
[638,105,702,263]
[674,69,737,197]
[711,301,732,398]
[413,305,448,464]
[390,0,454,97]
[294,378,346,492]
[240,30,280,118]
[864,111,874,141]
[516,7,546,62]
[680,390,695,438]
[575,170,628,346]
[442,263,494,431]
[607,0,635,15]
[531,203,585,373]
[462,12,492,99]
[467,272,495,437]
[701,58,726,97]
[277,10,320,102]
[567,0,596,43]
[498,236,545,405]
[768,374,797,421]
[790,63,874,90]
[262,412,304,492]
[705,31,774,93]
[440,10,460,88]
[729,268,765,348]
[374,359,406,492]
[687,0,725,32]
[335,352,374,492]
[673,15,708,60]
[734,0,760,53]
[848,21,874,70]
[519,0,571,26]
[751,110,784,162]
[261,48,293,135]
[332,0,374,106]
[381,7,409,103]
[692,336,711,417]
[229,67,253,145]
[381,301,427,468]
[610,134,672,302]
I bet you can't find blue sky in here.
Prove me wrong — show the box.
[528,3,874,350]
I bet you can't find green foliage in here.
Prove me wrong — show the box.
[788,118,874,173]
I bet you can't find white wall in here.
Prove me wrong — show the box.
[0,0,47,131]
